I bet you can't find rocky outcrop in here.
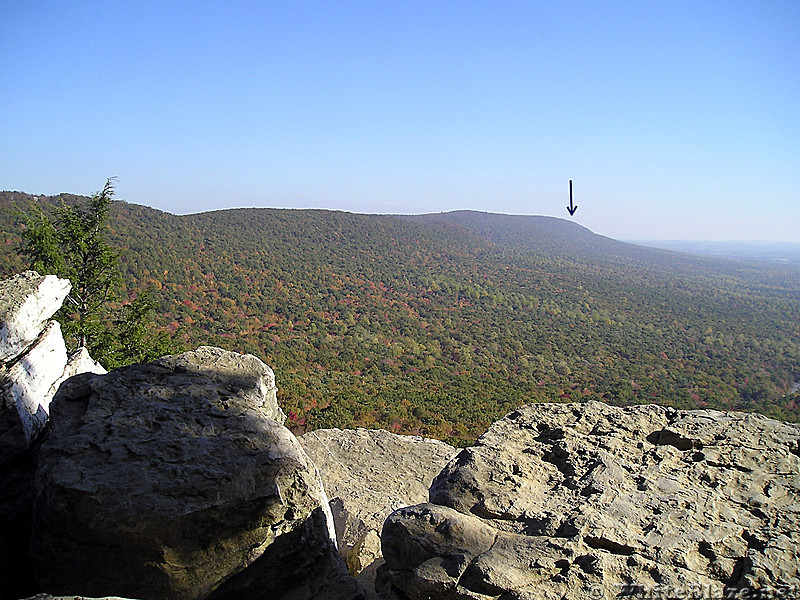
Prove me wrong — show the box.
[300,428,456,598]
[1,321,68,457]
[30,347,362,600]
[300,428,457,556]
[0,272,71,364]
[1,271,105,600]
[378,401,800,599]
[6,270,799,600]
[0,272,97,461]
[300,428,457,597]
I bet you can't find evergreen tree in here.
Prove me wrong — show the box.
[18,179,179,365]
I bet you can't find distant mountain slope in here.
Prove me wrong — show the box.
[2,191,799,441]
[402,210,647,259]
[404,210,800,293]
[403,210,782,270]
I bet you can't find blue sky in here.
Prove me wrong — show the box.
[1,1,798,241]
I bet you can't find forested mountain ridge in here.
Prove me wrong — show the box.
[404,209,800,286]
[402,210,645,258]
[2,190,798,443]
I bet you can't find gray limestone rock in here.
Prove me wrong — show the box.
[157,345,283,424]
[300,428,457,600]
[30,347,360,600]
[300,428,457,557]
[347,530,382,579]
[379,401,800,600]
[207,506,364,600]
[377,503,573,600]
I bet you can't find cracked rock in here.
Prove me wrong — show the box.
[378,401,800,599]
[1,271,106,600]
[0,272,70,365]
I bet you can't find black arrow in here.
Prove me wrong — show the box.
[567,180,577,216]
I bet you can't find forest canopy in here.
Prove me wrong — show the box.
[2,191,798,445]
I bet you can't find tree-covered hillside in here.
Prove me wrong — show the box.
[2,191,798,444]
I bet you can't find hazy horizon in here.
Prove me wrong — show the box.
[2,2,798,242]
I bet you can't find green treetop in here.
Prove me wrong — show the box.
[18,179,177,367]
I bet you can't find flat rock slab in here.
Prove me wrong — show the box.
[30,347,343,600]
[379,401,800,600]
[300,428,457,554]
[301,429,457,599]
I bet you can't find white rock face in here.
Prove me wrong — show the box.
[0,321,68,456]
[0,271,107,463]
[60,347,107,382]
[0,272,71,364]
[0,271,108,599]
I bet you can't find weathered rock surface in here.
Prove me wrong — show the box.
[300,428,457,555]
[58,346,107,386]
[207,506,363,600]
[159,345,284,424]
[1,321,68,463]
[0,272,70,364]
[30,347,361,600]
[1,270,105,465]
[1,325,107,467]
[300,428,457,599]
[378,401,800,600]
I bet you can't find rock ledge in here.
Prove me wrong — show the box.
[378,401,800,600]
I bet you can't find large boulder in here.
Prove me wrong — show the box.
[30,347,362,600]
[378,401,800,600]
